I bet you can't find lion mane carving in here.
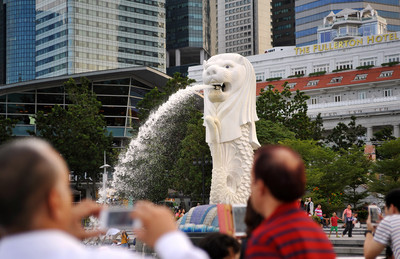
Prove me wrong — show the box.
[202,53,260,204]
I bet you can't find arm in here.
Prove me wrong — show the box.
[133,201,209,259]
[363,215,385,259]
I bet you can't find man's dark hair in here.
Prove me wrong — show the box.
[253,145,305,202]
[385,188,400,211]
[0,139,57,233]
[198,233,240,259]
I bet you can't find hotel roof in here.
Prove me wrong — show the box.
[256,65,400,95]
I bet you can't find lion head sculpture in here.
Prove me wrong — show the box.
[202,53,260,149]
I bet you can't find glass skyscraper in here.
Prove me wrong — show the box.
[4,0,36,84]
[36,0,166,79]
[166,0,213,76]
[1,0,166,83]
[296,0,400,46]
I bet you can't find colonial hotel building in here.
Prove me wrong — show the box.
[189,7,400,142]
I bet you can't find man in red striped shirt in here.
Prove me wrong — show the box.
[245,145,335,259]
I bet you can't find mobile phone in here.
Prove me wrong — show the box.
[99,207,141,229]
[368,205,379,226]
[232,204,247,237]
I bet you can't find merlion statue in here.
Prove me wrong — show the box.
[202,53,260,204]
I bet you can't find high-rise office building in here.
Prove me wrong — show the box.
[36,0,166,79]
[271,0,295,46]
[0,0,6,85]
[166,0,214,76]
[296,0,400,47]
[1,0,166,84]
[217,0,272,56]
[4,0,36,84]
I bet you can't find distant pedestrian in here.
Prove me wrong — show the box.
[329,212,340,238]
[306,197,314,216]
[314,204,323,227]
[120,230,129,248]
[342,204,353,237]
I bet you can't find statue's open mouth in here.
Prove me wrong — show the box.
[212,83,225,92]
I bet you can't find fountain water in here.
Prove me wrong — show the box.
[111,84,213,201]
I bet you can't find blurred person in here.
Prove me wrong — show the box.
[198,233,240,259]
[239,197,264,259]
[342,204,353,237]
[329,212,340,238]
[364,188,400,259]
[246,145,335,259]
[314,204,323,227]
[120,230,129,248]
[0,138,208,259]
[306,197,314,216]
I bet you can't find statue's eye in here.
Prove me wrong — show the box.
[225,65,230,69]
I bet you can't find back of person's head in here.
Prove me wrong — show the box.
[385,188,400,211]
[198,233,240,259]
[252,145,305,202]
[0,138,60,233]
[244,197,263,237]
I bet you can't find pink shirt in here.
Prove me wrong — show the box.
[343,208,352,218]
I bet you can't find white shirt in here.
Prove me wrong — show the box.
[0,230,209,259]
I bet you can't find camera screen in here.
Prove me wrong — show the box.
[107,211,133,228]
[232,206,247,236]
[369,207,379,223]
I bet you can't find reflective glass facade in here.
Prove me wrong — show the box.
[0,68,169,147]
[36,0,166,79]
[295,0,400,46]
[166,0,212,76]
[5,0,36,84]
[0,1,6,84]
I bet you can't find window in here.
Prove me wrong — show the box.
[270,70,285,78]
[336,61,353,70]
[384,54,400,63]
[256,73,264,81]
[354,74,368,81]
[334,95,341,102]
[359,91,367,100]
[383,89,392,97]
[287,83,297,89]
[313,64,329,73]
[291,67,306,76]
[380,71,393,78]
[306,80,319,86]
[310,98,317,104]
[330,77,343,83]
[360,57,377,66]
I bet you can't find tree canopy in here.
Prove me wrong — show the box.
[0,116,16,145]
[31,78,114,196]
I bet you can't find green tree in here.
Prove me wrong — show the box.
[326,116,366,151]
[170,111,211,202]
[371,126,396,142]
[137,72,195,123]
[338,147,372,208]
[0,116,16,144]
[256,83,322,140]
[369,138,400,196]
[255,118,296,145]
[31,78,114,197]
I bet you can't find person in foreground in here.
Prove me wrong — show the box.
[364,188,400,259]
[245,145,335,259]
[198,232,240,259]
[0,138,208,259]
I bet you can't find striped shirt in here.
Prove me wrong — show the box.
[245,202,335,259]
[374,215,400,259]
[315,208,322,217]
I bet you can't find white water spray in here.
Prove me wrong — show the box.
[109,85,212,201]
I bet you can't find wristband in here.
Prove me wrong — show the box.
[364,230,373,237]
